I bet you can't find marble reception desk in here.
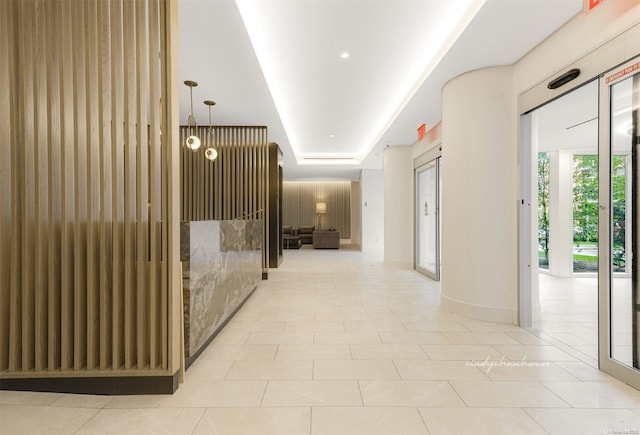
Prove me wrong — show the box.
[181,220,262,364]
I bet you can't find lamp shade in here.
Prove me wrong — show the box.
[315,202,327,214]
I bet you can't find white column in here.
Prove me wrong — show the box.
[548,150,574,278]
[440,66,516,323]
[383,146,413,265]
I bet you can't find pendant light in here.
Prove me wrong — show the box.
[204,100,218,161]
[184,80,201,150]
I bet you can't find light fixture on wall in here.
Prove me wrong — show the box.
[315,202,326,229]
[204,100,218,161]
[184,80,201,151]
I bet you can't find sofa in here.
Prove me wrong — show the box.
[282,225,315,246]
[297,225,315,244]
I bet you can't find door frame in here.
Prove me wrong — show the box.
[598,56,640,389]
[414,158,441,280]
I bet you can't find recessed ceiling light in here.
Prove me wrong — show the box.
[329,134,335,138]
[340,52,350,59]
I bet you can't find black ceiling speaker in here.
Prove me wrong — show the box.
[547,68,581,90]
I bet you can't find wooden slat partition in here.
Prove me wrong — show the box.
[179,126,270,271]
[283,181,352,238]
[0,0,177,381]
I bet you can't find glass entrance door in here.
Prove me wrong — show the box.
[415,159,440,280]
[599,57,640,389]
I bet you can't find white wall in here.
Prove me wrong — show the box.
[514,2,640,94]
[361,169,384,252]
[383,147,413,264]
[350,180,362,248]
[441,65,516,323]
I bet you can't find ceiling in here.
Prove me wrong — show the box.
[178,0,583,180]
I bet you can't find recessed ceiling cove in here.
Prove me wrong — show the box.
[235,0,484,165]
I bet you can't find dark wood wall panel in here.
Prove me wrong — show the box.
[0,0,175,379]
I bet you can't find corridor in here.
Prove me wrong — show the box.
[1,248,639,434]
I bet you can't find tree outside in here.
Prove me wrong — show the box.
[537,153,627,273]
[538,152,550,270]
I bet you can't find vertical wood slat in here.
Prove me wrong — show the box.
[159,0,169,370]
[46,0,62,371]
[72,0,88,371]
[179,125,272,271]
[98,0,113,371]
[148,0,160,370]
[6,0,22,372]
[2,0,171,378]
[110,0,124,371]
[0,0,14,372]
[33,0,48,371]
[85,0,100,371]
[60,0,75,372]
[135,0,149,370]
[19,0,36,373]
[123,0,136,370]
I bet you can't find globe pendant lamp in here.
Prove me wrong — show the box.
[184,80,201,151]
[204,100,218,161]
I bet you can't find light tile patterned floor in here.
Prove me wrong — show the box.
[1,247,639,434]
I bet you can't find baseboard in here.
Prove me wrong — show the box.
[0,371,179,395]
[441,294,515,324]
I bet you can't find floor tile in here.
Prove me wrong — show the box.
[276,344,352,360]
[359,380,466,406]
[311,407,428,435]
[159,380,267,407]
[421,344,504,361]
[104,394,172,409]
[350,343,428,360]
[313,360,400,380]
[185,359,234,381]
[420,407,547,435]
[554,361,614,381]
[0,404,99,434]
[204,344,278,360]
[542,381,640,408]
[75,408,205,435]
[246,332,315,345]
[494,345,576,361]
[525,408,640,435]
[402,321,469,332]
[211,331,251,344]
[478,361,579,381]
[343,320,406,332]
[262,380,362,406]
[507,332,550,345]
[225,321,286,333]
[50,393,113,408]
[0,390,63,406]
[442,332,522,345]
[450,380,570,407]
[379,331,452,345]
[226,360,313,380]
[394,360,489,380]
[314,332,382,344]
[284,321,345,332]
[193,407,311,435]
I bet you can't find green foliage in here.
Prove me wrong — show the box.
[612,155,627,268]
[538,153,550,262]
[572,155,598,243]
[538,153,628,270]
